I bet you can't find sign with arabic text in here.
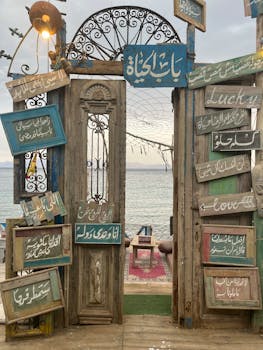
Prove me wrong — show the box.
[212,130,262,152]
[204,267,262,309]
[202,224,256,266]
[195,154,251,183]
[123,44,187,87]
[5,69,70,102]
[205,85,263,109]
[245,0,263,17]
[0,268,64,324]
[20,191,67,226]
[198,192,257,217]
[174,0,206,32]
[0,104,66,155]
[77,200,114,223]
[195,108,250,135]
[13,224,72,271]
[75,223,121,244]
[188,53,263,89]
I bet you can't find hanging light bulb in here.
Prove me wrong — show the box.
[29,1,63,39]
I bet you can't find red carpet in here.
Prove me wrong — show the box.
[125,250,171,282]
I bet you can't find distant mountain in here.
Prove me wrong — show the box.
[0,161,13,168]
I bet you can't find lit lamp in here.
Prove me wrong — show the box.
[29,1,63,39]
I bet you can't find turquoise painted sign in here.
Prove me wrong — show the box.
[75,223,121,244]
[249,0,263,17]
[124,44,187,87]
[188,52,263,89]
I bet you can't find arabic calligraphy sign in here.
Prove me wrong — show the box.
[202,224,256,266]
[13,224,72,271]
[198,192,257,217]
[212,130,262,152]
[195,108,250,135]
[75,223,121,244]
[174,0,206,32]
[204,267,262,309]
[77,200,114,223]
[20,191,67,226]
[188,53,263,89]
[195,154,251,183]
[0,268,65,324]
[0,105,66,155]
[5,69,70,102]
[205,85,263,109]
[244,0,263,17]
[123,44,187,88]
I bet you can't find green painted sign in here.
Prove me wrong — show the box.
[75,223,121,244]
[188,52,263,89]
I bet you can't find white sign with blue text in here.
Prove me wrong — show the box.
[123,44,187,88]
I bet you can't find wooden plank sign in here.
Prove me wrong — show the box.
[123,44,187,87]
[195,154,251,183]
[212,130,262,152]
[13,224,72,271]
[252,163,263,216]
[204,267,262,309]
[0,268,64,324]
[205,85,263,109]
[20,191,67,226]
[0,105,66,155]
[5,69,70,102]
[195,108,250,135]
[202,224,256,266]
[198,192,257,217]
[174,0,206,32]
[75,223,121,244]
[247,0,263,17]
[188,54,263,89]
[77,200,114,223]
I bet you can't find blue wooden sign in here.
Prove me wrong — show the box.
[123,44,187,88]
[249,0,263,17]
[75,223,121,245]
[174,0,206,32]
[0,104,66,155]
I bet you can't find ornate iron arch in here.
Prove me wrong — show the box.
[66,6,181,61]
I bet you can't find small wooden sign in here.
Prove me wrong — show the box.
[212,130,262,152]
[20,191,67,226]
[202,224,256,266]
[204,267,262,310]
[174,0,206,32]
[252,163,263,217]
[198,192,257,217]
[77,200,114,223]
[195,108,250,135]
[13,224,72,271]
[6,69,70,102]
[75,223,121,244]
[123,44,188,88]
[0,268,64,324]
[188,53,263,89]
[0,105,67,155]
[246,0,263,17]
[195,154,251,183]
[205,85,262,109]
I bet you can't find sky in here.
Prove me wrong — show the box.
[0,0,257,166]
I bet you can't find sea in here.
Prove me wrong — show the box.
[0,168,173,241]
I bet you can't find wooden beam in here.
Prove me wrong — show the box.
[66,60,123,76]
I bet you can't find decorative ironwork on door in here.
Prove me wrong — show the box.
[87,113,109,203]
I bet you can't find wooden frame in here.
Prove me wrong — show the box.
[0,268,65,324]
[204,267,262,310]
[13,224,72,271]
[202,224,256,266]
[174,0,206,32]
[0,104,66,155]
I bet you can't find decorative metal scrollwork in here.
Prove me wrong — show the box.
[87,113,109,203]
[66,6,181,61]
